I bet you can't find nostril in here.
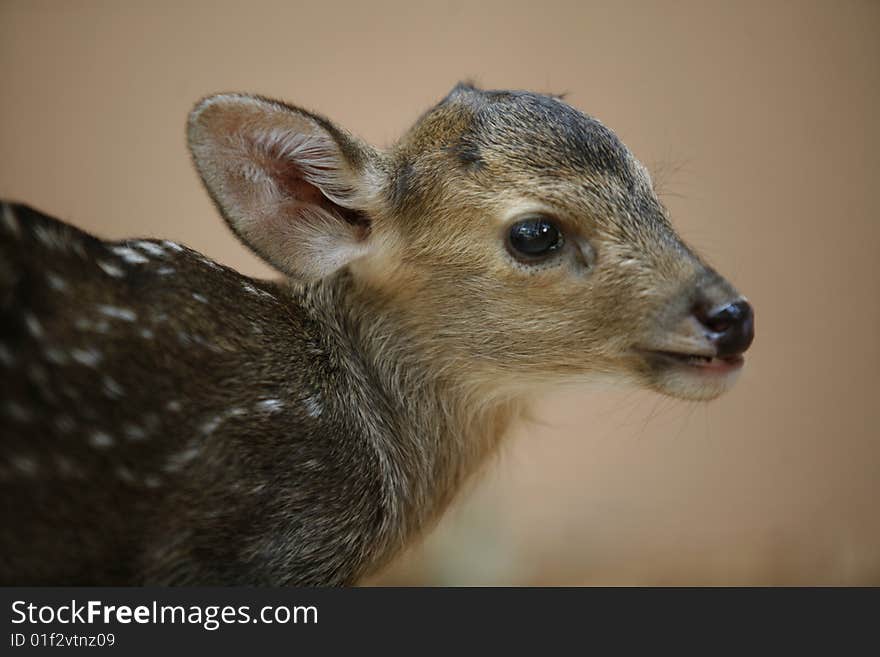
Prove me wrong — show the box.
[703,300,749,333]
[695,300,755,357]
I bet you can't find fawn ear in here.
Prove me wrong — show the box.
[188,94,385,280]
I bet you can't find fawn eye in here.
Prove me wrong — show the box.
[507,216,564,260]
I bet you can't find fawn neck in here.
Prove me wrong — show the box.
[297,270,523,554]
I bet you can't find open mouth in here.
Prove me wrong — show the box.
[646,350,744,374]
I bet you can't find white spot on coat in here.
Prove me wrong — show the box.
[97,305,137,321]
[70,347,102,368]
[75,317,111,333]
[241,280,276,300]
[257,399,284,413]
[0,344,14,367]
[54,415,76,433]
[122,423,147,441]
[44,347,68,365]
[304,395,323,418]
[140,328,154,339]
[70,240,86,258]
[162,240,184,252]
[165,400,182,412]
[24,313,44,338]
[97,260,125,278]
[164,444,200,473]
[12,455,38,476]
[2,202,20,236]
[156,266,175,275]
[115,465,136,483]
[89,431,115,448]
[133,240,166,257]
[200,407,245,435]
[111,245,149,264]
[192,292,208,304]
[46,272,68,291]
[144,475,162,488]
[198,255,222,270]
[4,400,32,423]
[102,375,125,399]
[200,415,223,435]
[33,224,68,250]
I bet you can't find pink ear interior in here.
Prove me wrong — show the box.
[188,95,373,279]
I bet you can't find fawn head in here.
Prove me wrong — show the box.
[188,83,753,402]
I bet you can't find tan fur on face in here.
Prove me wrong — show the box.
[348,87,744,403]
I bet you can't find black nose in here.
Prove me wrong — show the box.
[695,299,754,358]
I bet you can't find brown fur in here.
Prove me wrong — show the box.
[0,84,751,584]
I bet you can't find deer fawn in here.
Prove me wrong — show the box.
[0,84,754,585]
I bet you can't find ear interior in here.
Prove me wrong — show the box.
[188,94,379,279]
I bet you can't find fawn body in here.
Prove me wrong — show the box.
[0,84,753,584]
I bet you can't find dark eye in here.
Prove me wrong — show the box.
[507,216,564,260]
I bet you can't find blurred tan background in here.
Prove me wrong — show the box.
[1,0,878,584]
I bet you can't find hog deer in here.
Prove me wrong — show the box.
[0,84,754,585]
